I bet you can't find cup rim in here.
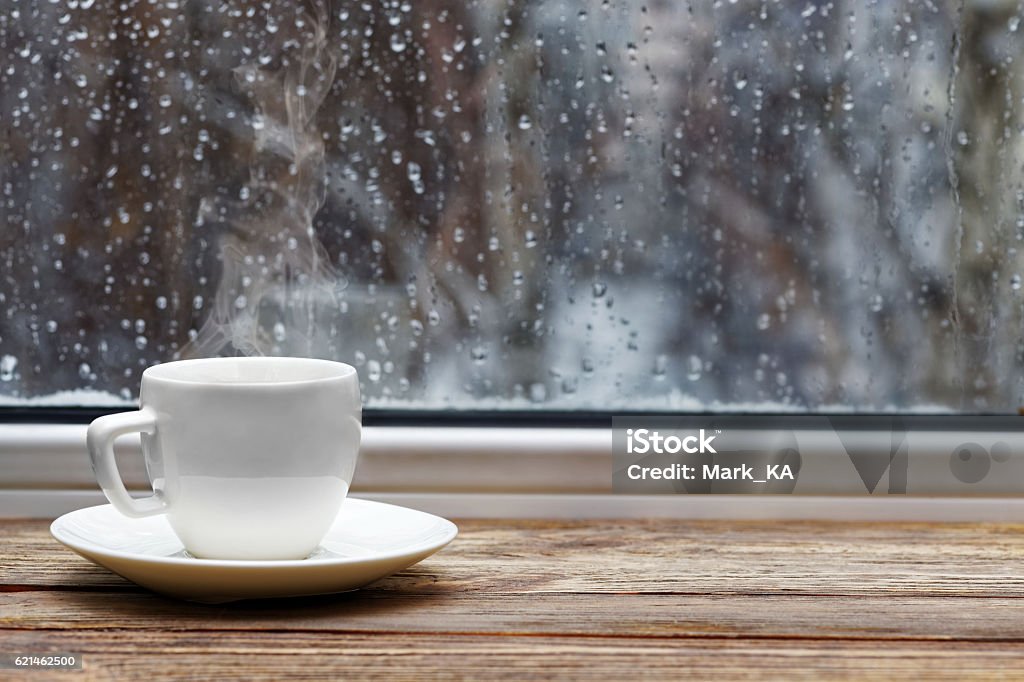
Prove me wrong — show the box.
[142,357,357,387]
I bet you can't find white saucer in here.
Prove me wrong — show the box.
[50,499,458,603]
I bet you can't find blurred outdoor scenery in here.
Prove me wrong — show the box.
[3,0,1024,412]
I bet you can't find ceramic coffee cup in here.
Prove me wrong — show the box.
[86,357,361,560]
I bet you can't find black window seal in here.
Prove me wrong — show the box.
[1,406,1024,430]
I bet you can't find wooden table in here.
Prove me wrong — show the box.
[3,517,1024,679]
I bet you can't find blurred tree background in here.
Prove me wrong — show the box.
[2,0,1024,412]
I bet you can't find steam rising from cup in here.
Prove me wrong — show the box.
[182,0,344,360]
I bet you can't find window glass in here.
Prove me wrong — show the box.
[1,1,1020,411]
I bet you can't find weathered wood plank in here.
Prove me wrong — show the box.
[2,630,1024,681]
[7,519,1024,597]
[6,517,1024,678]
[2,591,1024,640]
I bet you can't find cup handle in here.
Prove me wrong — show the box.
[86,408,167,518]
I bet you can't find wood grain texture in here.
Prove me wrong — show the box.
[3,518,1024,680]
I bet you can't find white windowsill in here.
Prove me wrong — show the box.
[0,424,611,493]
[2,423,1023,520]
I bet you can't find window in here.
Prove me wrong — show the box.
[1,1,1021,413]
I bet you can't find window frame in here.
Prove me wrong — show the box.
[3,408,1024,519]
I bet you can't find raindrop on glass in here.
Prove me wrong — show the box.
[529,382,547,403]
[0,356,15,382]
[687,355,702,381]
[470,345,487,364]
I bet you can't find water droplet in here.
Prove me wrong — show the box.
[78,362,92,380]
[757,313,771,331]
[367,360,382,382]
[158,94,172,108]
[1012,275,1022,291]
[653,354,669,379]
[273,322,287,342]
[517,114,533,130]
[389,33,407,52]
[687,355,702,381]
[470,345,487,364]
[529,382,547,403]
[0,355,16,382]
[592,282,607,298]
[155,296,168,310]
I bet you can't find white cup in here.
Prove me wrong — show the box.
[86,357,361,560]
